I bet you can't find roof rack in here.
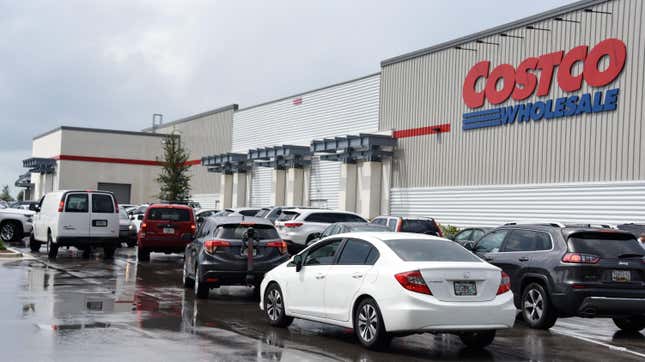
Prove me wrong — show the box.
[504,221,566,228]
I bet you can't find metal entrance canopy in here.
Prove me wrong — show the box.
[248,145,311,169]
[201,153,249,174]
[23,157,56,173]
[310,133,396,163]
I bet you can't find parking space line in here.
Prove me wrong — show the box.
[551,327,645,359]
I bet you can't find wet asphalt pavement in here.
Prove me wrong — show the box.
[2,243,645,362]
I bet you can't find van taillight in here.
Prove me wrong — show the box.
[114,198,119,213]
[57,199,65,212]
[204,240,230,254]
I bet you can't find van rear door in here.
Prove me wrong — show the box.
[90,193,118,239]
[61,193,90,238]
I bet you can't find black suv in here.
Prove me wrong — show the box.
[471,224,645,331]
[183,216,290,299]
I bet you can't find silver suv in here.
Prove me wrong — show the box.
[274,209,367,251]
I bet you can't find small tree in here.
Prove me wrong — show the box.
[16,190,24,201]
[156,130,192,202]
[0,185,13,202]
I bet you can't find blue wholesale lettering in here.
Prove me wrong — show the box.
[462,88,620,131]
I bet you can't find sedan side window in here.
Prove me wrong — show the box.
[470,229,485,241]
[475,230,509,254]
[454,230,473,242]
[337,239,376,265]
[304,239,343,266]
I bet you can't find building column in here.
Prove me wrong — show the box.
[220,173,233,209]
[358,161,382,219]
[380,158,392,215]
[245,172,253,207]
[285,168,304,206]
[302,166,311,207]
[271,169,286,206]
[232,172,247,207]
[338,163,357,212]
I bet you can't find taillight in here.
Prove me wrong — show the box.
[267,241,288,254]
[284,222,303,228]
[562,253,599,264]
[433,220,443,237]
[140,222,147,232]
[394,270,432,295]
[114,198,119,213]
[204,239,230,254]
[240,222,256,227]
[497,271,511,295]
[190,223,196,233]
[58,199,65,212]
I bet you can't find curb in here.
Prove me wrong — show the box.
[0,247,24,258]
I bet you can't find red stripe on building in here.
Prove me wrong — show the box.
[393,123,451,139]
[53,155,201,167]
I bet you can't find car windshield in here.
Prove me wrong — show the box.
[216,224,280,240]
[384,238,481,262]
[147,208,191,221]
[277,211,299,221]
[255,208,271,218]
[568,233,643,258]
[399,219,440,234]
[348,224,388,232]
[119,208,128,219]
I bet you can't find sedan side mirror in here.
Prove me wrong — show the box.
[293,254,303,272]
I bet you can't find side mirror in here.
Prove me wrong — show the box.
[137,215,144,221]
[34,206,41,213]
[293,254,303,272]
[463,242,474,251]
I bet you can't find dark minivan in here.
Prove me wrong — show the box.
[472,224,645,332]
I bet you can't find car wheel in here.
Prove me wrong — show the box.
[613,316,645,332]
[354,297,391,350]
[0,221,20,242]
[194,266,209,299]
[459,330,496,349]
[47,234,58,259]
[183,261,194,288]
[137,247,150,262]
[104,246,116,259]
[522,283,557,329]
[29,234,41,252]
[264,283,293,328]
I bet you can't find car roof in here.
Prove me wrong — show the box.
[560,227,636,239]
[334,231,448,242]
[207,216,274,226]
[284,208,360,215]
[148,203,193,210]
[374,215,435,220]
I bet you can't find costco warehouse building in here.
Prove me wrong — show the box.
[20,0,645,226]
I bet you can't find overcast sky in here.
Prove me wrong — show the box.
[0,0,576,197]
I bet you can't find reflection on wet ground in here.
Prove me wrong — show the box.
[1,244,645,361]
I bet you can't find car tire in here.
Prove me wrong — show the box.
[354,297,391,350]
[613,317,645,332]
[47,234,58,260]
[183,261,194,288]
[0,220,21,242]
[194,266,209,299]
[137,247,150,262]
[29,235,41,252]
[459,330,496,349]
[521,283,557,329]
[81,248,91,259]
[104,246,116,259]
[264,283,293,328]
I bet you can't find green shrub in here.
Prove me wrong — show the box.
[0,240,6,251]
[439,224,461,240]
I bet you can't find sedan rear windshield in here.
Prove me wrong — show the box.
[385,238,481,262]
[400,219,440,235]
[147,208,191,222]
[568,233,643,258]
[216,224,280,240]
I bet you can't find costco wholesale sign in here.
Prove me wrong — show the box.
[461,38,626,130]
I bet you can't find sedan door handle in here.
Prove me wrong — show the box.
[352,273,364,279]
[315,273,326,280]
[518,257,529,262]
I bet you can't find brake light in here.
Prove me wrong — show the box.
[140,222,147,232]
[204,239,230,254]
[562,253,599,264]
[497,271,511,295]
[190,223,196,233]
[433,220,443,237]
[114,198,119,213]
[394,270,432,295]
[267,241,288,254]
[284,222,303,228]
[58,199,65,212]
[240,222,256,227]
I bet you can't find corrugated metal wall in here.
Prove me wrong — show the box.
[155,106,235,197]
[309,157,341,209]
[250,167,273,207]
[232,74,380,152]
[390,181,645,227]
[380,0,645,188]
[192,194,219,209]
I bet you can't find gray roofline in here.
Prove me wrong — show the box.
[237,72,381,112]
[33,126,169,141]
[143,104,238,131]
[381,0,612,67]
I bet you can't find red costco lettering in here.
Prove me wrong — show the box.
[462,38,627,109]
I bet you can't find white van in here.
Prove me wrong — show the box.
[31,190,120,259]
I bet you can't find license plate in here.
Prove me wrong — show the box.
[454,281,477,296]
[163,228,175,234]
[94,220,107,227]
[241,248,257,256]
[612,270,631,282]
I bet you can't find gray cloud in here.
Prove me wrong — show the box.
[0,0,576,196]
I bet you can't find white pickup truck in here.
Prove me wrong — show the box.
[0,206,34,242]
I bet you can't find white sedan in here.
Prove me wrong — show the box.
[259,232,516,350]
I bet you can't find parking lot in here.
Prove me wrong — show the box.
[1,243,644,362]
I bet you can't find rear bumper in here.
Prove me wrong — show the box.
[379,291,516,333]
[138,236,192,252]
[551,286,645,317]
[55,237,120,247]
[198,255,289,286]
[578,297,645,317]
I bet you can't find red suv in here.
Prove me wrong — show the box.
[137,204,196,261]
